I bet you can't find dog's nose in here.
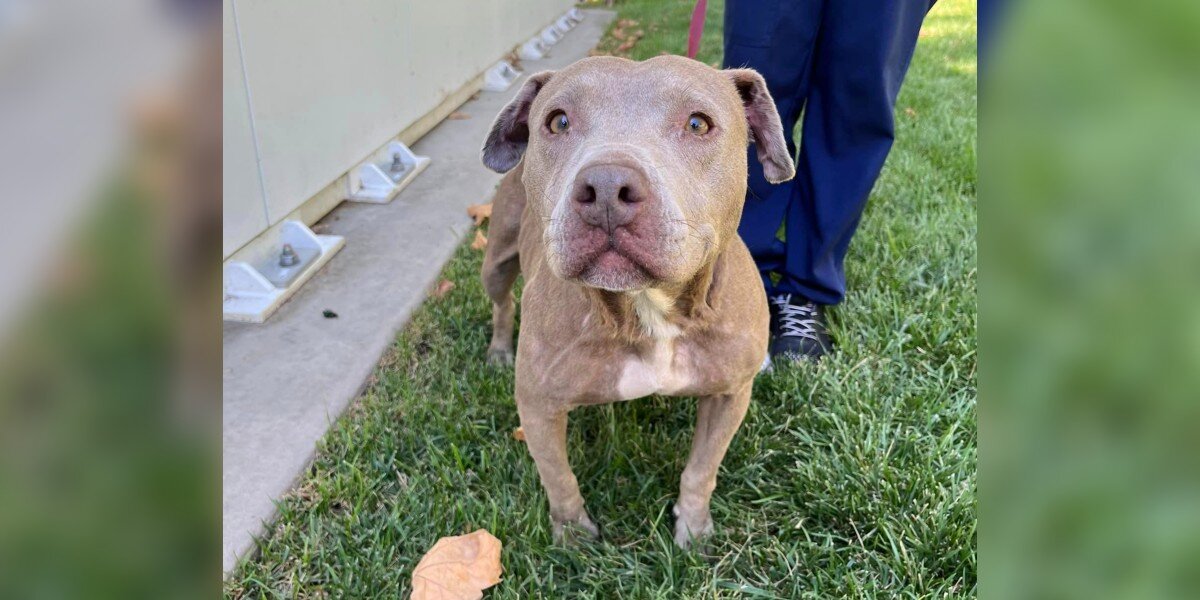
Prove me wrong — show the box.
[570,164,650,233]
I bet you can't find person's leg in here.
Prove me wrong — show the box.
[722,0,822,293]
[777,0,936,306]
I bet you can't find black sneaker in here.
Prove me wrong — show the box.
[769,294,833,362]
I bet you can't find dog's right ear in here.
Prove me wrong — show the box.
[481,71,554,173]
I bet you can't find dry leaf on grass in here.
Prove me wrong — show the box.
[411,529,503,600]
[612,28,644,55]
[471,229,488,250]
[433,279,456,298]
[616,34,643,54]
[610,19,638,45]
[512,427,525,442]
[466,202,493,226]
[448,111,472,120]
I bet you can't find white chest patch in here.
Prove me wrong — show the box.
[616,339,691,400]
[631,289,680,339]
[617,289,691,400]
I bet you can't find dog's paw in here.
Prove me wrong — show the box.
[672,504,713,551]
[552,513,600,545]
[485,347,514,367]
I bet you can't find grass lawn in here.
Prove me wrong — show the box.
[227,0,976,597]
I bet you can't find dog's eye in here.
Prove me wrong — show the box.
[686,113,711,135]
[547,111,570,134]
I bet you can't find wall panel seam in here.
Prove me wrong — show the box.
[230,0,271,226]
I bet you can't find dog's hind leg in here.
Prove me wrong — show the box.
[481,165,525,366]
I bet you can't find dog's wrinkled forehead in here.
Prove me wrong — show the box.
[481,55,795,183]
[532,56,743,132]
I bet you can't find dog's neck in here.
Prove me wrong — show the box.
[584,253,723,343]
[629,288,681,339]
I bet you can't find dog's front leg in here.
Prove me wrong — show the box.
[674,381,753,549]
[516,400,600,543]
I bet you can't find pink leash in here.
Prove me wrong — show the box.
[686,0,708,59]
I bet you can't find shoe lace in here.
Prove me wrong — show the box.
[770,294,821,342]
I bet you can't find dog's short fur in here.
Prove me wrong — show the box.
[480,56,793,548]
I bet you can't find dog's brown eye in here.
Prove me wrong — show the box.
[547,111,569,134]
[686,114,711,135]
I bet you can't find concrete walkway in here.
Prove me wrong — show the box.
[222,10,614,575]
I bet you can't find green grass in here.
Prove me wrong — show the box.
[226,0,976,597]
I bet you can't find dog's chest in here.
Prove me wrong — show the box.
[615,339,692,400]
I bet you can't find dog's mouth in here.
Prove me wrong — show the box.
[557,230,659,290]
[582,247,651,287]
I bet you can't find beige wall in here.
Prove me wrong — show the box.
[223,0,574,258]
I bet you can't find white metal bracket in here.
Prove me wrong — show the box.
[345,141,430,204]
[223,221,345,323]
[556,15,574,33]
[540,25,563,46]
[482,60,522,92]
[567,8,584,24]
[519,37,548,61]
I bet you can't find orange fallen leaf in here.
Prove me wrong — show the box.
[471,229,488,250]
[512,427,525,442]
[433,279,456,298]
[411,529,503,600]
[448,111,471,120]
[616,30,644,54]
[466,202,493,226]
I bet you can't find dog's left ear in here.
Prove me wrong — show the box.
[481,71,555,173]
[725,69,796,184]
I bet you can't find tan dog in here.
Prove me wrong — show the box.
[479,56,794,548]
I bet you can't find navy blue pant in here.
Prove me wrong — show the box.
[724,0,934,305]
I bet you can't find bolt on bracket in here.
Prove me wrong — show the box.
[345,140,431,204]
[482,60,522,92]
